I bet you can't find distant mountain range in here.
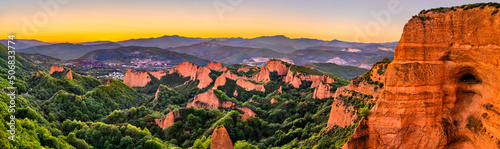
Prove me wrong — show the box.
[80,46,211,68]
[13,35,397,69]
[18,42,122,60]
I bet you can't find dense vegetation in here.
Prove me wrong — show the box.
[0,42,376,149]
[304,63,368,79]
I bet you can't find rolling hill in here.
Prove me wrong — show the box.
[79,46,212,67]
[304,63,369,79]
[18,42,123,60]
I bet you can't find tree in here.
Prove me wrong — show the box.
[234,140,258,149]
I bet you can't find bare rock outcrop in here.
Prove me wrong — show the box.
[252,65,271,83]
[211,125,234,149]
[345,5,500,149]
[237,65,259,73]
[284,69,335,88]
[187,90,256,121]
[236,79,265,92]
[270,98,279,104]
[327,100,358,128]
[169,62,213,89]
[207,61,227,72]
[154,110,181,129]
[149,70,167,80]
[213,73,227,89]
[49,65,65,74]
[123,69,151,87]
[49,65,73,80]
[266,59,289,75]
[66,70,73,80]
[312,83,334,99]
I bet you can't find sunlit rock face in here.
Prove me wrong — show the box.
[211,126,234,149]
[123,69,152,87]
[49,65,73,80]
[345,6,500,149]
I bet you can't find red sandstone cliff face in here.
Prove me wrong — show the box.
[123,69,151,87]
[154,110,181,129]
[214,73,227,89]
[344,6,500,149]
[49,65,73,80]
[236,79,265,92]
[66,70,73,80]
[237,65,259,73]
[49,65,64,74]
[327,100,358,128]
[187,90,256,121]
[312,83,334,99]
[266,60,289,75]
[284,69,335,89]
[252,65,271,83]
[149,70,167,80]
[169,62,213,89]
[123,62,214,88]
[207,61,227,72]
[195,67,213,89]
[211,126,234,149]
[270,98,279,104]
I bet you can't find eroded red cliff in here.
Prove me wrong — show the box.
[123,69,151,87]
[49,65,73,80]
[154,110,181,129]
[344,5,500,149]
[207,61,227,72]
[211,125,234,149]
[236,79,265,92]
[327,100,358,128]
[187,90,256,121]
[266,59,289,75]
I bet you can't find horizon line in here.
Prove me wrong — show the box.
[0,34,399,44]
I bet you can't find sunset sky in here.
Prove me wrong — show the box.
[0,0,495,43]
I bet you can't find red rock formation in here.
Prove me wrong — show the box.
[327,100,358,128]
[233,90,238,97]
[35,72,40,77]
[169,62,199,78]
[237,65,258,73]
[207,61,227,72]
[49,65,73,79]
[312,83,334,99]
[195,66,213,89]
[345,6,500,149]
[267,59,289,75]
[105,79,111,85]
[211,125,234,149]
[270,98,279,104]
[169,62,213,89]
[123,69,151,87]
[149,70,167,80]
[222,65,270,84]
[284,69,335,88]
[213,73,227,89]
[278,86,283,94]
[187,90,232,110]
[252,65,271,83]
[284,70,303,88]
[237,106,257,121]
[49,65,64,74]
[236,79,265,92]
[154,110,181,129]
[66,70,73,80]
[187,90,256,121]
